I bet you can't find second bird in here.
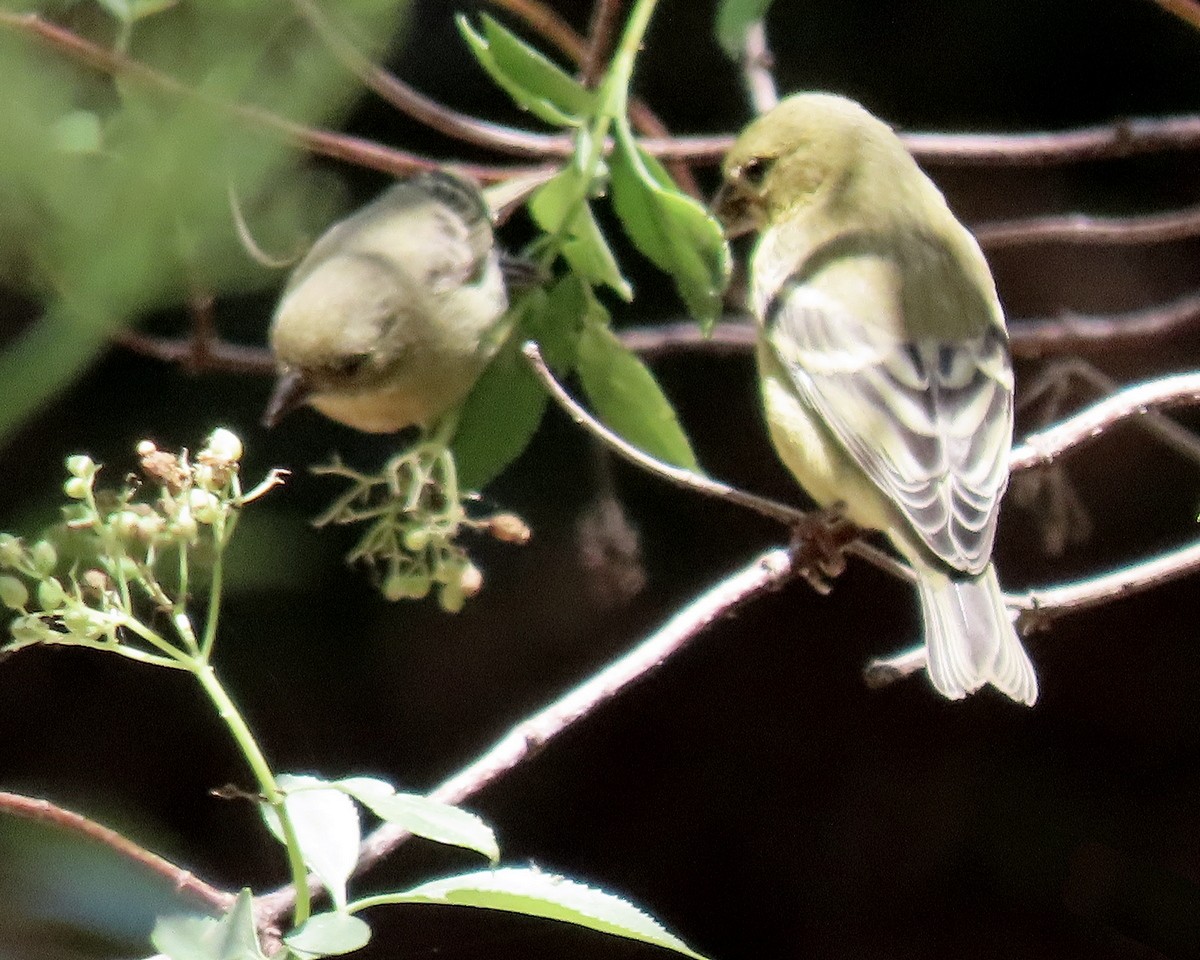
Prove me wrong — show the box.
[715,93,1037,705]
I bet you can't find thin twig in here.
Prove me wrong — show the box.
[1010,370,1200,470]
[0,791,235,914]
[18,7,1200,173]
[741,21,778,115]
[901,115,1200,166]
[580,0,624,87]
[291,0,570,159]
[616,292,1200,361]
[521,342,914,582]
[1008,291,1200,358]
[1149,0,1200,31]
[254,546,796,924]
[1011,536,1200,620]
[974,203,1200,250]
[0,10,545,183]
[114,329,275,376]
[867,534,1200,687]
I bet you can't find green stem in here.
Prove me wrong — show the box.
[193,664,311,927]
[200,517,228,661]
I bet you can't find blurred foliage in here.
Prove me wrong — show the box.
[0,0,412,441]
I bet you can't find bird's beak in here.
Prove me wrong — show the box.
[711,182,759,239]
[263,369,312,428]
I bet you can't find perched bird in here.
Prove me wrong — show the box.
[264,170,508,434]
[715,93,1037,705]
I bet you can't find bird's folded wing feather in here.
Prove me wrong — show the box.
[764,251,1012,574]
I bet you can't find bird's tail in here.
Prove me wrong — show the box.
[917,564,1038,705]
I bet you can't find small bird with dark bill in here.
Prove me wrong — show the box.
[714,93,1037,705]
[264,170,508,434]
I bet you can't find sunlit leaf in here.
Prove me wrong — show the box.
[576,312,700,472]
[530,169,631,300]
[452,299,550,490]
[457,14,594,126]
[285,911,372,956]
[262,775,360,911]
[335,777,499,863]
[358,868,710,959]
[610,124,730,328]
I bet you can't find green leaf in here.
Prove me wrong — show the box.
[530,169,631,300]
[525,273,586,374]
[457,14,594,126]
[51,111,103,155]
[152,889,266,960]
[452,300,550,490]
[285,912,372,956]
[609,125,730,328]
[715,0,775,58]
[262,775,360,911]
[358,868,709,960]
[576,313,700,472]
[334,776,500,863]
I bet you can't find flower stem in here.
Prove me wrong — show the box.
[193,663,311,927]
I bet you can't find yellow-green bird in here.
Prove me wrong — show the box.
[264,170,507,433]
[715,93,1037,705]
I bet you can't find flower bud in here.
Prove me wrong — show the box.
[65,454,96,478]
[486,513,531,544]
[403,528,430,552]
[383,570,431,601]
[202,428,243,465]
[0,575,28,611]
[0,534,24,569]
[30,541,57,576]
[37,577,66,611]
[63,476,91,500]
[458,562,484,598]
[187,489,222,524]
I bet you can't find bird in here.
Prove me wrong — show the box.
[264,170,508,434]
[714,92,1037,705]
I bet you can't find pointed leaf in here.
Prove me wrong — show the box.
[529,169,631,300]
[335,776,499,863]
[610,125,730,327]
[262,775,360,911]
[715,0,776,58]
[285,912,372,956]
[457,14,594,126]
[362,868,709,959]
[576,315,700,472]
[151,890,266,960]
[452,302,550,490]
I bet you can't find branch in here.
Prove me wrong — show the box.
[254,546,796,924]
[0,791,235,914]
[580,0,624,87]
[0,11,546,183]
[1009,370,1200,470]
[901,114,1200,167]
[521,342,915,583]
[1008,291,1200,359]
[867,534,1200,686]
[741,21,778,115]
[616,292,1200,362]
[974,203,1200,250]
[1149,0,1200,31]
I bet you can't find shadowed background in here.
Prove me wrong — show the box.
[0,1,1199,958]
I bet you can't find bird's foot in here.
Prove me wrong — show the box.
[787,504,856,595]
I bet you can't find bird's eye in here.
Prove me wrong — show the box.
[325,353,370,378]
[741,157,773,187]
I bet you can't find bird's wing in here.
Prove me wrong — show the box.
[763,247,1012,575]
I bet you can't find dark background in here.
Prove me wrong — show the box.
[2,1,1200,958]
